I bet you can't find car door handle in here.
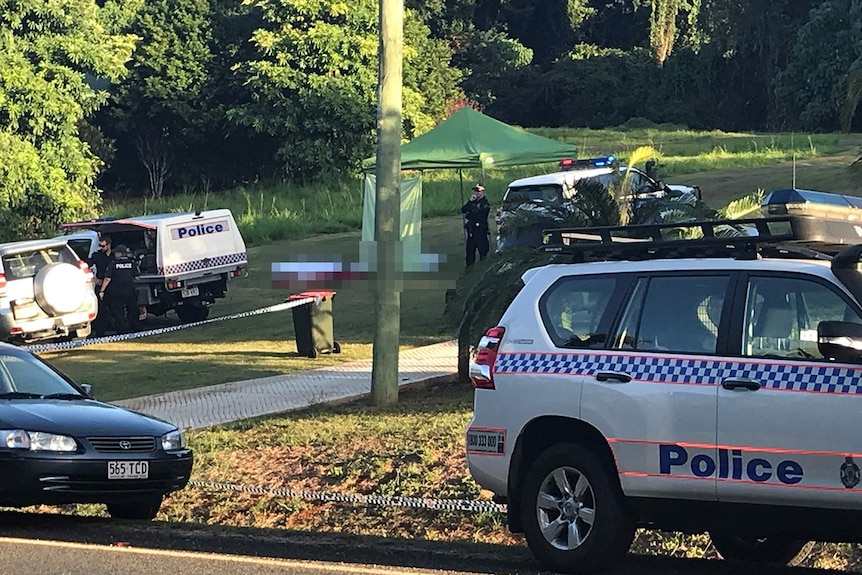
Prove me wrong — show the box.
[595,371,632,383]
[721,377,761,391]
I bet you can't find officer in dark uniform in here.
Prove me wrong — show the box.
[87,235,114,336]
[461,183,491,266]
[99,244,141,334]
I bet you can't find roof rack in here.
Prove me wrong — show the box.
[540,216,861,263]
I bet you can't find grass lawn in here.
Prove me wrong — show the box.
[42,217,466,402]
[41,130,862,402]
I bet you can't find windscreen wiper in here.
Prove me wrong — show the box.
[41,393,88,400]
[0,392,45,399]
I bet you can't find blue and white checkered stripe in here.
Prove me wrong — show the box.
[159,252,247,275]
[495,352,862,394]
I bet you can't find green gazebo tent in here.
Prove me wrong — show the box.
[362,107,577,173]
[359,108,577,271]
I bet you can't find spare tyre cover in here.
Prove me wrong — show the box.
[34,262,88,315]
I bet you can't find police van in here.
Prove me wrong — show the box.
[58,209,247,322]
[466,189,862,573]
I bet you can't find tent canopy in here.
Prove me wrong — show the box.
[361,107,577,172]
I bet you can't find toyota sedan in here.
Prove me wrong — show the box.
[0,343,192,519]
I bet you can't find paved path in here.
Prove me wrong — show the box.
[115,340,459,431]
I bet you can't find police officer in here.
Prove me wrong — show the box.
[99,244,141,334]
[87,235,114,336]
[461,183,491,266]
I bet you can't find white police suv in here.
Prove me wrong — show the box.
[466,192,862,573]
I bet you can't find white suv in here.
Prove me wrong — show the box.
[466,211,862,573]
[0,239,96,343]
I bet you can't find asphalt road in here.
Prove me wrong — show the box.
[0,510,852,575]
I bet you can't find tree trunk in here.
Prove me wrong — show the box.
[371,0,403,406]
[135,131,171,199]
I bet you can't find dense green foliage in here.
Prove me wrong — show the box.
[3,0,862,232]
[0,0,135,240]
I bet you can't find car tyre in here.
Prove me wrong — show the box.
[175,304,209,323]
[521,443,635,574]
[709,534,814,566]
[332,341,341,354]
[107,496,163,520]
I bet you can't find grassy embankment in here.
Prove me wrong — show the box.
[44,128,862,402]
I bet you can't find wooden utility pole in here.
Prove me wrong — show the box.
[371,0,403,406]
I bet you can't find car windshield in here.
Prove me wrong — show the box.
[0,349,80,397]
[2,246,77,281]
[503,185,563,207]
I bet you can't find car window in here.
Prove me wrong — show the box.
[539,276,617,348]
[628,170,656,194]
[2,246,77,280]
[66,239,93,260]
[743,276,862,360]
[503,185,563,207]
[613,275,729,354]
[0,353,78,395]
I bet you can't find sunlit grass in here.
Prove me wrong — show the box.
[99,130,862,246]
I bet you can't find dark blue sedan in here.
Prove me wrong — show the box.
[0,343,192,519]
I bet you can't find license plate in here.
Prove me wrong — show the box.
[108,460,149,479]
[181,286,199,298]
[466,428,506,455]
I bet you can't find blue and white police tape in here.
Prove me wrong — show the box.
[188,479,507,513]
[23,297,316,354]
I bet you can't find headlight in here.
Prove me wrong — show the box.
[161,430,185,451]
[0,430,77,452]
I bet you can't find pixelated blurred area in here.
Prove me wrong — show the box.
[271,241,459,292]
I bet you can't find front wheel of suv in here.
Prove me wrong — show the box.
[521,443,635,574]
[709,534,814,566]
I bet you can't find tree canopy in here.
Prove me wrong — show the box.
[0,0,135,240]
[2,0,862,227]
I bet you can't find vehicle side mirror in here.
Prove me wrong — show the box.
[80,383,93,397]
[818,321,862,363]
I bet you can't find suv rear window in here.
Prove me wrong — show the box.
[539,275,619,348]
[503,185,564,207]
[2,246,77,281]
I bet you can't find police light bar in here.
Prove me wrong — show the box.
[762,188,862,221]
[558,156,617,171]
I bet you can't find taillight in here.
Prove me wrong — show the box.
[77,260,93,281]
[231,267,244,278]
[167,280,182,290]
[470,326,505,389]
[0,273,6,296]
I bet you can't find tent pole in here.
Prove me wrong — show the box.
[458,169,464,206]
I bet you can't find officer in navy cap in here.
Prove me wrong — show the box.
[461,183,491,266]
[99,244,141,334]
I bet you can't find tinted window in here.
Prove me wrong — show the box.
[540,276,617,348]
[2,246,77,280]
[503,185,563,207]
[0,352,77,395]
[613,275,729,354]
[743,276,862,360]
[67,239,93,260]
